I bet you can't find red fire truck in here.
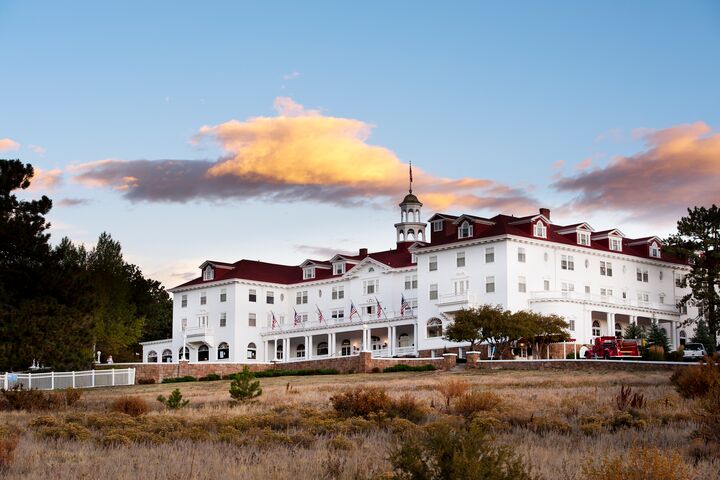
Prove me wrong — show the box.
[584,336,641,359]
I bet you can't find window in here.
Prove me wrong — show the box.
[456,252,466,267]
[614,323,622,338]
[679,330,686,346]
[198,314,208,328]
[600,288,613,298]
[341,339,351,356]
[636,268,649,282]
[181,318,187,331]
[533,221,547,238]
[427,318,443,338]
[266,291,274,304]
[518,247,526,263]
[220,288,227,302]
[543,280,550,291]
[161,349,172,363]
[331,309,344,321]
[147,350,158,363]
[675,276,683,287]
[219,312,227,327]
[363,280,379,295]
[429,256,438,271]
[248,313,256,327]
[432,220,443,232]
[249,289,257,302]
[485,247,495,263]
[458,221,473,238]
[203,266,214,281]
[331,286,345,300]
[637,292,650,303]
[429,284,438,300]
[568,319,575,330]
[518,276,526,293]
[578,231,590,246]
[296,290,308,304]
[332,263,345,275]
[198,345,209,362]
[610,237,622,251]
[200,292,207,305]
[600,261,612,276]
[561,282,574,296]
[659,293,665,304]
[247,343,256,359]
[404,275,418,290]
[585,285,591,294]
[364,304,376,316]
[296,344,306,358]
[592,321,601,337]
[178,346,189,361]
[561,255,574,271]
[650,243,661,258]
[485,276,495,293]
[303,267,315,280]
[181,294,187,308]
[317,342,328,356]
[218,342,229,360]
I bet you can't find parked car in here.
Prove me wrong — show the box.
[682,343,707,361]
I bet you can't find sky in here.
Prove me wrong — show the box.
[2,1,719,288]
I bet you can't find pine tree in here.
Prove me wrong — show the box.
[691,319,715,354]
[229,366,262,403]
[647,322,670,352]
[624,323,646,340]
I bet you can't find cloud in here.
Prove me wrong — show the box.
[553,122,720,220]
[294,244,356,258]
[29,144,46,155]
[72,97,536,213]
[283,71,300,81]
[0,138,20,151]
[58,198,92,207]
[551,160,565,170]
[27,167,63,192]
[574,158,592,171]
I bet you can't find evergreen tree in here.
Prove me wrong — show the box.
[647,322,670,353]
[229,366,262,403]
[624,323,646,340]
[691,319,715,354]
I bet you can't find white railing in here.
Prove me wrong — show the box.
[437,292,476,306]
[261,311,416,335]
[1,368,136,391]
[393,346,417,356]
[529,291,679,314]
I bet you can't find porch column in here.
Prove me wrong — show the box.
[387,326,392,357]
[413,322,418,354]
[284,337,290,362]
[307,335,313,360]
[275,339,281,361]
[264,341,269,362]
[607,312,615,336]
[329,333,335,356]
[630,315,637,326]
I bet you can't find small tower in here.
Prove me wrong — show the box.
[395,162,427,243]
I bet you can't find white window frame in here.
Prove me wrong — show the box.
[303,267,315,280]
[219,312,227,327]
[456,251,466,267]
[331,286,345,300]
[485,276,495,293]
[220,288,227,302]
[203,266,214,281]
[248,313,256,327]
[296,290,308,304]
[200,291,207,305]
[485,247,495,263]
[331,309,345,321]
[249,289,257,302]
[610,237,622,252]
[181,294,187,308]
[429,283,438,300]
[432,220,443,232]
[266,290,274,304]
[533,221,547,238]
[363,279,379,295]
[458,221,473,239]
[650,243,661,258]
[577,231,590,246]
[404,275,418,290]
[333,262,345,275]
[517,247,526,263]
[518,276,526,293]
[429,255,437,271]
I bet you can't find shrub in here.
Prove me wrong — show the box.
[327,434,355,451]
[435,379,470,407]
[383,364,436,373]
[644,345,665,361]
[1,385,49,411]
[615,385,646,411]
[582,446,690,480]
[48,388,83,408]
[452,391,502,418]
[157,388,190,410]
[330,387,391,418]
[666,350,684,362]
[36,422,92,441]
[229,366,262,403]
[565,352,578,359]
[671,355,720,398]
[137,377,156,385]
[110,396,150,417]
[0,436,18,472]
[251,368,339,378]
[387,394,428,423]
[161,375,197,384]
[692,381,720,459]
[389,418,535,480]
[199,373,221,381]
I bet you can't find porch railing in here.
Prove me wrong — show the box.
[1,368,136,391]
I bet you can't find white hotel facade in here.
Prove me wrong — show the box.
[141,189,696,364]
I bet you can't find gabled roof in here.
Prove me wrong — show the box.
[555,223,595,235]
[427,213,459,222]
[199,260,234,270]
[592,229,626,239]
[453,214,495,226]
[508,213,550,225]
[628,236,663,246]
[299,259,331,268]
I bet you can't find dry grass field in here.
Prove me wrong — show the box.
[1,367,718,479]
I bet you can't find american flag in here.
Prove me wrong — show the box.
[375,297,384,319]
[271,311,278,330]
[349,302,359,320]
[294,309,302,326]
[316,305,325,324]
[401,294,411,315]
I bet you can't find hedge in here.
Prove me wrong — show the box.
[161,375,197,383]
[383,364,436,373]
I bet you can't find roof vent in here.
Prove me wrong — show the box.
[539,208,551,220]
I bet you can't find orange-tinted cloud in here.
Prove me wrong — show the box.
[0,138,20,151]
[554,122,720,220]
[73,97,536,213]
[27,167,63,191]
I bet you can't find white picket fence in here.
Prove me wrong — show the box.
[1,368,136,391]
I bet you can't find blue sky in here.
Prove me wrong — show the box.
[2,1,719,286]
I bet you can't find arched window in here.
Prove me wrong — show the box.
[407,229,415,241]
[458,221,472,239]
[427,318,443,338]
[218,342,229,360]
[418,230,424,242]
[398,333,410,347]
[398,231,405,242]
[247,342,257,359]
[371,335,382,351]
[276,342,284,360]
[178,346,189,361]
[679,330,687,346]
[296,344,306,358]
[592,321,601,337]
[317,342,328,356]
[198,344,209,362]
[147,350,158,363]
[341,339,351,356]
[614,323,622,338]
[161,349,173,363]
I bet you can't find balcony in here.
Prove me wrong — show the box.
[260,310,416,336]
[436,292,477,313]
[528,291,680,316]
[183,326,215,346]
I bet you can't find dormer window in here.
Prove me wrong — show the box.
[432,220,443,232]
[609,237,622,252]
[333,262,345,275]
[203,266,214,281]
[533,221,547,238]
[303,267,315,280]
[578,231,590,246]
[650,243,661,258]
[458,221,473,239]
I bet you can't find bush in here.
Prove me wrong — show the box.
[1,385,50,411]
[452,391,503,418]
[666,350,684,362]
[615,385,646,411]
[582,446,690,480]
[157,388,190,410]
[137,377,156,385]
[229,366,262,403]
[250,368,339,379]
[330,387,391,418]
[110,396,150,417]
[670,355,720,398]
[644,345,665,361]
[0,436,18,472]
[36,422,92,441]
[692,381,720,459]
[199,373,221,382]
[435,379,470,407]
[383,364,436,373]
[565,352,578,359]
[387,394,428,423]
[389,418,535,480]
[48,388,83,408]
[161,375,197,384]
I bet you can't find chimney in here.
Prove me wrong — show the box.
[539,208,550,220]
[359,248,368,258]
